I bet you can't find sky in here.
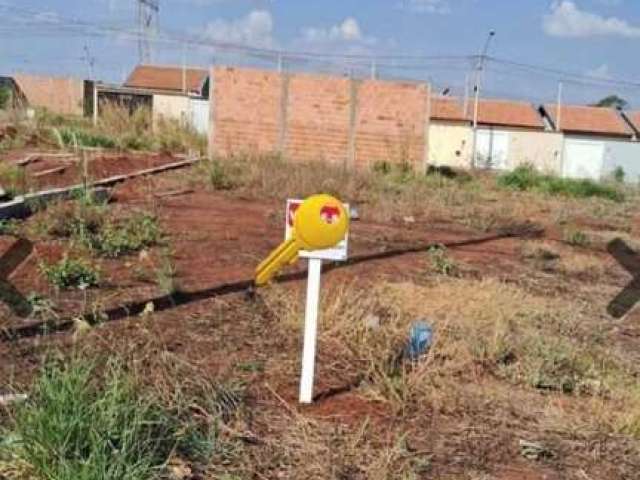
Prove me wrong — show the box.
[1,0,640,105]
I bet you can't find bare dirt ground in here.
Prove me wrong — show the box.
[1,151,640,479]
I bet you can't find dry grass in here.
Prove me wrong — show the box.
[1,104,206,155]
[261,277,636,429]
[190,154,639,236]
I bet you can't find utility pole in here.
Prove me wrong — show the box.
[471,30,495,168]
[136,0,159,64]
[83,44,95,80]
[556,82,563,131]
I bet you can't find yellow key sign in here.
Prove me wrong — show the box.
[255,194,349,286]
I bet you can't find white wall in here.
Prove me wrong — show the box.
[563,135,640,182]
[428,121,473,169]
[474,127,563,175]
[153,94,190,126]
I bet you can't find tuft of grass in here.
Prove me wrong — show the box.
[564,228,590,247]
[54,127,116,149]
[40,255,100,290]
[155,249,180,297]
[1,358,214,480]
[498,165,624,202]
[197,159,238,191]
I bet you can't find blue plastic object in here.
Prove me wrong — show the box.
[404,321,433,361]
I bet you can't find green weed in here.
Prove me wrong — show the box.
[92,213,162,258]
[40,255,100,290]
[427,244,457,276]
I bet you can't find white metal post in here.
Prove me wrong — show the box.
[299,257,323,404]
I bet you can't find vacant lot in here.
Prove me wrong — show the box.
[1,114,639,479]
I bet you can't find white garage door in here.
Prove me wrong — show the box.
[475,130,509,170]
[563,139,604,180]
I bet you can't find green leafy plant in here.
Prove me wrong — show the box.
[93,213,162,258]
[40,256,100,290]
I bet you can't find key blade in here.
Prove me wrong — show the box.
[256,237,296,274]
[255,239,300,286]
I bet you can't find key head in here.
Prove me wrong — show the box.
[294,194,349,250]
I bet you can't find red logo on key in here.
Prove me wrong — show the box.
[320,205,341,224]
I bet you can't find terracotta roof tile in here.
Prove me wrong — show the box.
[476,99,544,129]
[544,104,632,137]
[430,97,469,122]
[124,65,208,94]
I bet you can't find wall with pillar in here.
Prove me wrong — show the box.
[209,66,429,170]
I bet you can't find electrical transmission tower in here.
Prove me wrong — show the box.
[136,0,159,64]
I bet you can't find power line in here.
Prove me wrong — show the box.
[1,1,640,101]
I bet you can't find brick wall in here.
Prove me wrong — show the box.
[286,73,350,166]
[13,74,84,116]
[210,66,428,170]
[211,67,282,156]
[354,80,427,169]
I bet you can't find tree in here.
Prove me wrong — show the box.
[592,95,629,110]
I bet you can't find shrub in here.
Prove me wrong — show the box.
[612,166,625,184]
[40,255,100,289]
[3,359,212,480]
[498,165,624,202]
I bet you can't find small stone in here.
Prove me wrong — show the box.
[364,314,380,329]
[140,302,155,317]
